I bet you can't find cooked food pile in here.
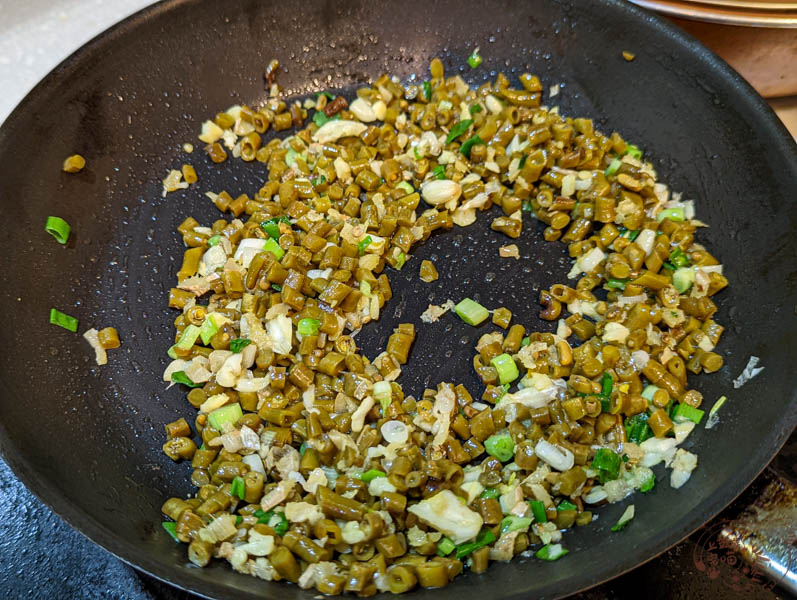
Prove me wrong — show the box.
[159,57,727,594]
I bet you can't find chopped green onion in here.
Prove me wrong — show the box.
[357,235,373,256]
[661,261,676,271]
[432,164,446,180]
[299,441,307,456]
[207,403,243,430]
[273,512,289,536]
[396,181,414,195]
[627,229,641,242]
[557,500,578,512]
[171,371,203,388]
[310,174,326,187]
[467,49,482,69]
[413,147,422,160]
[422,81,432,100]
[455,528,495,559]
[230,476,245,500]
[49,308,78,332]
[669,248,691,268]
[162,521,179,542]
[480,487,500,499]
[360,469,386,483]
[312,110,341,127]
[535,543,569,561]
[199,314,221,345]
[168,323,201,358]
[261,216,290,240]
[395,252,406,269]
[45,216,71,244]
[672,267,695,293]
[672,403,704,425]
[254,508,273,524]
[207,234,221,246]
[641,385,660,402]
[263,237,285,261]
[529,500,547,523]
[484,433,514,462]
[657,207,685,222]
[459,134,484,158]
[706,395,728,429]
[315,91,336,100]
[640,474,656,493]
[624,413,653,444]
[592,448,622,483]
[229,338,252,353]
[600,371,614,398]
[521,336,531,346]
[373,380,392,413]
[271,284,282,292]
[624,144,643,160]
[490,353,519,384]
[500,515,531,535]
[604,158,622,176]
[297,318,320,336]
[469,103,483,114]
[437,537,456,556]
[454,298,489,326]
[360,280,372,298]
[607,278,627,291]
[446,119,473,145]
[610,504,635,532]
[235,515,243,525]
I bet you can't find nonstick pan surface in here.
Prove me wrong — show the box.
[0,0,795,598]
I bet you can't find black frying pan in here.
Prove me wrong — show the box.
[0,0,795,598]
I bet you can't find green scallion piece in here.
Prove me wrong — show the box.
[436,537,456,556]
[500,515,531,535]
[171,371,203,388]
[490,353,519,384]
[357,235,373,256]
[360,469,386,483]
[607,278,627,291]
[557,500,578,512]
[263,237,285,260]
[459,134,484,158]
[469,103,483,114]
[672,267,696,293]
[45,216,71,244]
[432,164,446,180]
[600,371,614,398]
[592,448,622,483]
[168,323,201,359]
[273,512,289,536]
[480,487,500,499]
[49,308,78,332]
[454,298,489,326]
[199,314,221,345]
[640,474,656,493]
[230,476,245,500]
[521,336,531,346]
[661,261,676,271]
[484,433,514,462]
[312,110,340,127]
[261,216,290,240]
[624,412,653,444]
[235,515,243,525]
[299,441,307,456]
[422,81,432,100]
[396,181,414,195]
[627,229,641,242]
[669,247,691,268]
[672,403,705,425]
[467,49,482,69]
[529,500,547,523]
[208,403,242,431]
[297,318,320,336]
[657,207,685,222]
[207,234,221,246]
[610,505,635,532]
[310,174,326,188]
[455,529,495,559]
[446,119,473,145]
[604,158,622,176]
[162,521,179,542]
[254,509,273,525]
[395,252,406,269]
[535,543,569,561]
[271,284,282,292]
[624,144,643,160]
[229,338,252,353]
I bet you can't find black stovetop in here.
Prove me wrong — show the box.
[2,434,794,600]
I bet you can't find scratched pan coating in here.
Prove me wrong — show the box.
[0,0,795,598]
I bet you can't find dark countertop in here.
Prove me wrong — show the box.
[2,434,794,600]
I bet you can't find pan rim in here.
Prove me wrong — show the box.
[0,0,795,598]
